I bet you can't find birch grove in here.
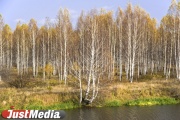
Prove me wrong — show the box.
[0,0,180,104]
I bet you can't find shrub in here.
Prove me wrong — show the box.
[26,80,47,88]
[48,79,59,86]
[8,78,28,88]
[45,63,53,79]
[47,86,52,92]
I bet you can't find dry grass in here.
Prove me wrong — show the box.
[97,79,180,105]
[0,74,180,111]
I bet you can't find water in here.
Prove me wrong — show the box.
[64,105,180,120]
[1,105,180,120]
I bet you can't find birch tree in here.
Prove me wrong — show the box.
[57,9,72,84]
[29,19,38,77]
[0,15,4,72]
[116,8,123,81]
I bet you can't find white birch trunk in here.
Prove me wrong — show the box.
[63,25,67,84]
[32,31,36,77]
[43,34,46,80]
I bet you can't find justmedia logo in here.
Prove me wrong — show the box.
[1,106,66,119]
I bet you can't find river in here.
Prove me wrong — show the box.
[1,104,180,120]
[64,104,180,120]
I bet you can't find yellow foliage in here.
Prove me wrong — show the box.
[72,62,80,71]
[45,63,53,78]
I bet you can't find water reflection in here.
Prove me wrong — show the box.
[64,105,180,120]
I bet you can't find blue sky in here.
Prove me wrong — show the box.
[0,0,172,30]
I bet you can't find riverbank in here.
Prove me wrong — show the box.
[0,79,180,113]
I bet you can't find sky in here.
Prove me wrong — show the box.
[0,0,172,30]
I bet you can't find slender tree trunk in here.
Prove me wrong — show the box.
[43,34,46,80]
[17,37,20,75]
[32,31,36,77]
[63,26,67,84]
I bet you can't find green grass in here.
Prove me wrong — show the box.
[0,102,80,115]
[45,102,80,109]
[24,101,80,110]
[104,100,122,107]
[125,97,180,106]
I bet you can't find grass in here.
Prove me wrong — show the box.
[125,97,180,106]
[0,86,80,113]
[25,102,80,110]
[0,73,180,113]
[104,100,122,107]
[0,103,80,114]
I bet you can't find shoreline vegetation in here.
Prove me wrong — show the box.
[0,76,180,113]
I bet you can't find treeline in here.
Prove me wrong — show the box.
[0,1,180,102]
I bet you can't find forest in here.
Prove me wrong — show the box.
[0,0,180,105]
